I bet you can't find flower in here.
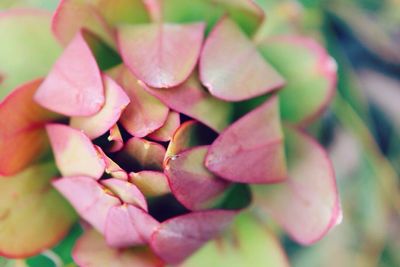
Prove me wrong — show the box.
[0,0,341,266]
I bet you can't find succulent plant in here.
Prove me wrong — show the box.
[0,0,341,266]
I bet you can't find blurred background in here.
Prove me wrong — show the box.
[0,0,399,266]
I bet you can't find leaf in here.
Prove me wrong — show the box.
[0,163,77,258]
[117,22,205,88]
[258,36,337,125]
[130,171,170,197]
[70,74,130,139]
[252,127,342,245]
[205,96,287,184]
[164,146,230,211]
[0,79,60,176]
[46,124,106,179]
[148,111,180,142]
[0,9,61,100]
[34,31,105,116]
[150,210,236,264]
[200,17,284,101]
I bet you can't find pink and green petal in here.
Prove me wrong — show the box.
[52,176,120,233]
[252,127,342,245]
[34,31,105,116]
[0,9,61,99]
[101,178,147,211]
[148,111,180,142]
[0,79,61,176]
[0,163,76,258]
[95,146,128,180]
[117,22,205,88]
[73,229,164,267]
[145,75,233,132]
[200,17,284,102]
[164,146,230,211]
[205,96,287,184]
[108,124,124,152]
[150,210,236,264]
[46,124,106,179]
[258,36,337,125]
[70,74,130,139]
[130,171,170,197]
[110,66,169,137]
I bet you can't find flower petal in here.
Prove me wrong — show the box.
[73,229,163,267]
[108,124,124,152]
[258,36,337,125]
[0,79,60,176]
[145,75,232,133]
[200,17,284,101]
[46,124,106,179]
[150,210,236,264]
[252,127,342,245]
[148,111,180,142]
[95,146,128,180]
[34,31,105,116]
[0,9,61,99]
[118,23,205,88]
[165,146,229,211]
[130,171,170,197]
[70,74,130,139]
[0,163,76,258]
[52,176,120,233]
[109,66,169,137]
[205,96,287,184]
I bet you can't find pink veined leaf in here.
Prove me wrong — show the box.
[117,22,205,88]
[34,31,105,116]
[129,171,170,197]
[145,74,232,133]
[73,229,164,267]
[108,124,124,152]
[205,96,287,184]
[164,146,230,211]
[252,127,342,245]
[46,124,106,179]
[95,146,128,180]
[52,176,121,234]
[109,65,169,137]
[148,111,180,142]
[150,210,236,264]
[0,79,61,176]
[200,17,284,101]
[101,178,148,211]
[70,74,130,139]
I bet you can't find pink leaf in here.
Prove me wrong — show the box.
[34,31,105,116]
[150,210,236,264]
[165,146,229,211]
[108,124,124,152]
[46,124,105,179]
[252,127,342,245]
[130,171,170,197]
[200,17,284,101]
[70,74,130,139]
[118,23,205,88]
[205,96,287,184]
[52,176,120,233]
[148,111,180,142]
[95,146,128,180]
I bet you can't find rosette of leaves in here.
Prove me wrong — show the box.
[0,0,341,266]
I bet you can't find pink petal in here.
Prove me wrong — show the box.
[95,146,128,180]
[165,146,229,211]
[52,176,120,233]
[70,74,130,139]
[252,127,342,245]
[145,74,232,133]
[148,111,180,142]
[46,124,105,179]
[0,79,60,176]
[150,210,236,264]
[73,229,163,267]
[108,124,124,152]
[205,96,287,184]
[117,23,205,88]
[34,31,105,116]
[200,17,284,101]
[130,171,170,197]
[127,205,160,243]
[109,66,169,137]
[101,178,147,211]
